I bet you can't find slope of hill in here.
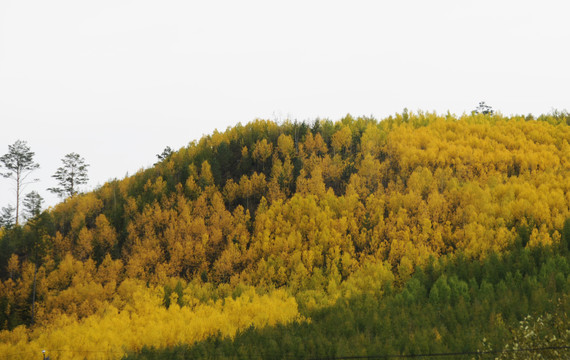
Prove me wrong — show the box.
[1,111,570,359]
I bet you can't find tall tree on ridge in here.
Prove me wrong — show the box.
[155,146,173,164]
[0,140,40,225]
[48,152,90,199]
[473,101,494,115]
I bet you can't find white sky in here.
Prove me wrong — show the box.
[1,0,569,211]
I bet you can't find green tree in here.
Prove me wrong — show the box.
[0,205,16,228]
[0,140,40,225]
[473,101,494,115]
[48,152,90,198]
[22,191,44,221]
[155,146,173,164]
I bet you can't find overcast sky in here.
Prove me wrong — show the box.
[1,0,569,211]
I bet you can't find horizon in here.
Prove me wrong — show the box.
[2,109,567,216]
[2,0,569,211]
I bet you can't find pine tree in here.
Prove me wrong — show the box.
[0,140,40,225]
[155,146,173,164]
[0,205,16,228]
[22,191,44,220]
[48,153,90,198]
[473,101,494,115]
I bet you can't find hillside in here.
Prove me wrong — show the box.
[1,111,570,359]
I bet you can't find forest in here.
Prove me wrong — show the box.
[1,110,570,359]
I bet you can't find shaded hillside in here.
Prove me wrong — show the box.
[126,246,570,360]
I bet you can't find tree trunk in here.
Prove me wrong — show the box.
[15,170,20,226]
[31,262,37,325]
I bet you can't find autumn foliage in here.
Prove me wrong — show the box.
[1,111,570,358]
